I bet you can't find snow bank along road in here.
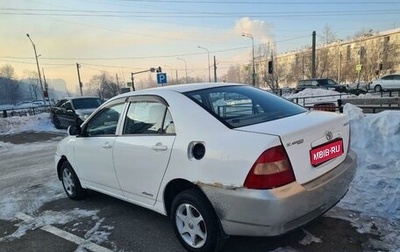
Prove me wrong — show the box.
[0,131,398,252]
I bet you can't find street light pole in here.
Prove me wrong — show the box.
[242,32,256,87]
[177,58,188,83]
[197,46,211,82]
[26,34,45,102]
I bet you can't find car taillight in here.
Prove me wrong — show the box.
[244,145,295,189]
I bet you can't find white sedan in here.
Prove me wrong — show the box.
[55,83,357,252]
[370,74,400,92]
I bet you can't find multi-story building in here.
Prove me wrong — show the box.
[274,28,400,87]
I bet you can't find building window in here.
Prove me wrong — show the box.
[346,45,351,61]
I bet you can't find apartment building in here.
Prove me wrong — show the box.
[275,28,400,87]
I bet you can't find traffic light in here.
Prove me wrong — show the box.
[268,61,273,74]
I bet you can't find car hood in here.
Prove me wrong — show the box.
[235,111,350,184]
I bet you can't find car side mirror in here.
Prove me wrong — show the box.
[68,125,81,136]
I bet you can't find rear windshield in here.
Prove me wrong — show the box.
[72,98,103,109]
[184,85,307,128]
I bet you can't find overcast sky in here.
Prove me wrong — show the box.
[1,0,399,91]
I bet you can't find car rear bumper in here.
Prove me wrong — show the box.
[199,150,357,237]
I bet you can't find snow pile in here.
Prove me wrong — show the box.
[341,103,400,220]
[0,113,62,135]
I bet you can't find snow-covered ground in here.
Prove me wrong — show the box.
[0,89,399,251]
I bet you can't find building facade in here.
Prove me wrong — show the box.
[274,28,400,87]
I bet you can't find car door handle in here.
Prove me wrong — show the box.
[102,142,113,149]
[152,143,168,151]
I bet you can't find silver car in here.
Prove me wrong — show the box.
[370,74,400,92]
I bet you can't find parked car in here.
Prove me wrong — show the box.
[369,74,400,92]
[50,96,103,129]
[55,83,357,252]
[295,78,348,93]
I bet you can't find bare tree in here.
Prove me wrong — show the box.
[0,65,19,105]
[87,72,121,99]
[23,70,41,100]
[0,64,16,79]
[320,24,337,44]
[223,65,243,83]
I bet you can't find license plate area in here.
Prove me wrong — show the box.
[310,139,344,167]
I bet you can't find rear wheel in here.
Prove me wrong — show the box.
[61,161,86,200]
[374,85,382,92]
[171,188,225,252]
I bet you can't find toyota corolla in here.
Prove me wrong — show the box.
[55,83,357,252]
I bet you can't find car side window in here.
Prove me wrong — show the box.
[85,103,125,137]
[55,99,67,107]
[163,110,175,134]
[383,75,394,80]
[61,101,72,110]
[123,101,172,135]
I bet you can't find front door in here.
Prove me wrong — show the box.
[113,98,176,206]
[74,102,125,197]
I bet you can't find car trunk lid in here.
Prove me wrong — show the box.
[236,111,350,185]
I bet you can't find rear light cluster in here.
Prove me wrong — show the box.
[244,145,295,189]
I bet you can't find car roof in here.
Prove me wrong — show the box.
[299,78,335,81]
[110,82,243,101]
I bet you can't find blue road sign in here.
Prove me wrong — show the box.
[157,73,167,84]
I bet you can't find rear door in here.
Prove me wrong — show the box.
[113,96,176,206]
[382,75,394,89]
[392,75,400,89]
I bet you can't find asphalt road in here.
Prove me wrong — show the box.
[0,132,387,252]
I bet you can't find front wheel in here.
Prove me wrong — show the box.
[60,161,86,200]
[171,188,225,252]
[374,85,382,92]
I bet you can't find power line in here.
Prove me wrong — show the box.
[1,8,399,18]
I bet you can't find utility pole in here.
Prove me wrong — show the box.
[76,63,83,96]
[312,31,316,78]
[42,68,50,103]
[242,33,256,86]
[26,34,45,104]
[213,56,217,82]
[131,73,135,91]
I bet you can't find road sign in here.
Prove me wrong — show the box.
[157,73,167,84]
[356,64,362,71]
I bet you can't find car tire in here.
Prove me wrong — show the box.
[53,115,62,129]
[374,85,382,92]
[60,161,87,200]
[171,188,225,252]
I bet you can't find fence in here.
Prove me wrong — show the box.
[2,105,51,118]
